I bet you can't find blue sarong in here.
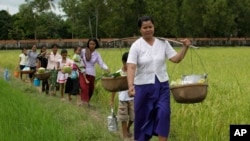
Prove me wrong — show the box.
[134,76,171,141]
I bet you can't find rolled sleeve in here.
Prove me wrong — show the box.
[127,43,138,64]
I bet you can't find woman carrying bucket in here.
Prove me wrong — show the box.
[127,16,191,141]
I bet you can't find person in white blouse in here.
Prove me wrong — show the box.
[47,44,62,70]
[47,44,62,95]
[18,47,28,80]
[127,16,191,141]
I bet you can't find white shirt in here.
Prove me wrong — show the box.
[127,37,177,85]
[47,52,62,70]
[118,90,134,101]
[19,53,28,66]
[116,69,133,101]
[81,49,108,76]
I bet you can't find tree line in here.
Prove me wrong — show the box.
[0,0,249,40]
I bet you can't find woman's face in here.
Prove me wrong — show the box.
[41,47,46,53]
[76,47,81,54]
[140,20,154,39]
[22,48,27,54]
[61,53,67,59]
[88,40,96,51]
[52,47,58,54]
[32,45,37,51]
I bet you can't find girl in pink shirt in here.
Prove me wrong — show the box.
[57,49,72,101]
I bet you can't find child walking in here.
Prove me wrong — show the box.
[73,46,89,84]
[18,47,28,81]
[57,49,72,101]
[37,45,49,94]
[110,52,134,141]
[65,46,86,105]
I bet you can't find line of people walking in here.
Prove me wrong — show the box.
[17,15,192,141]
[18,38,109,107]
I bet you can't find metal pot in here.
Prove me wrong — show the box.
[182,74,207,83]
[107,107,118,132]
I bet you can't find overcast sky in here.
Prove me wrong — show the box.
[0,0,65,15]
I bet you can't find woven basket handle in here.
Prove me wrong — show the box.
[165,38,207,77]
[164,38,199,49]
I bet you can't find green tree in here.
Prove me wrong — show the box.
[60,0,83,38]
[15,4,36,39]
[8,14,25,40]
[0,10,13,39]
[144,0,175,37]
[228,0,250,37]
[3,0,250,39]
[203,0,235,37]
[25,0,55,13]
[99,0,137,38]
[35,12,65,39]
[24,0,56,39]
[181,0,205,37]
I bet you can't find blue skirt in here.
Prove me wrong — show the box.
[134,76,171,141]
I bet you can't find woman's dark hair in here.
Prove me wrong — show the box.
[122,52,129,63]
[86,38,100,49]
[137,16,154,28]
[61,49,68,54]
[74,46,82,52]
[51,43,59,49]
[40,45,47,53]
[21,47,26,51]
[40,44,47,49]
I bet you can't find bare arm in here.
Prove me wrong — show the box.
[36,58,41,69]
[169,39,191,63]
[18,56,21,66]
[57,62,60,70]
[127,63,136,97]
[110,92,116,107]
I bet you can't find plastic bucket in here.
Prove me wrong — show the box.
[14,70,20,78]
[33,78,40,86]
[107,108,118,132]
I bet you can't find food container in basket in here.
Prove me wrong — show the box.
[182,74,207,83]
[101,76,128,92]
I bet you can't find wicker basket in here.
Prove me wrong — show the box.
[20,70,35,74]
[35,72,52,80]
[101,76,128,92]
[170,83,208,104]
